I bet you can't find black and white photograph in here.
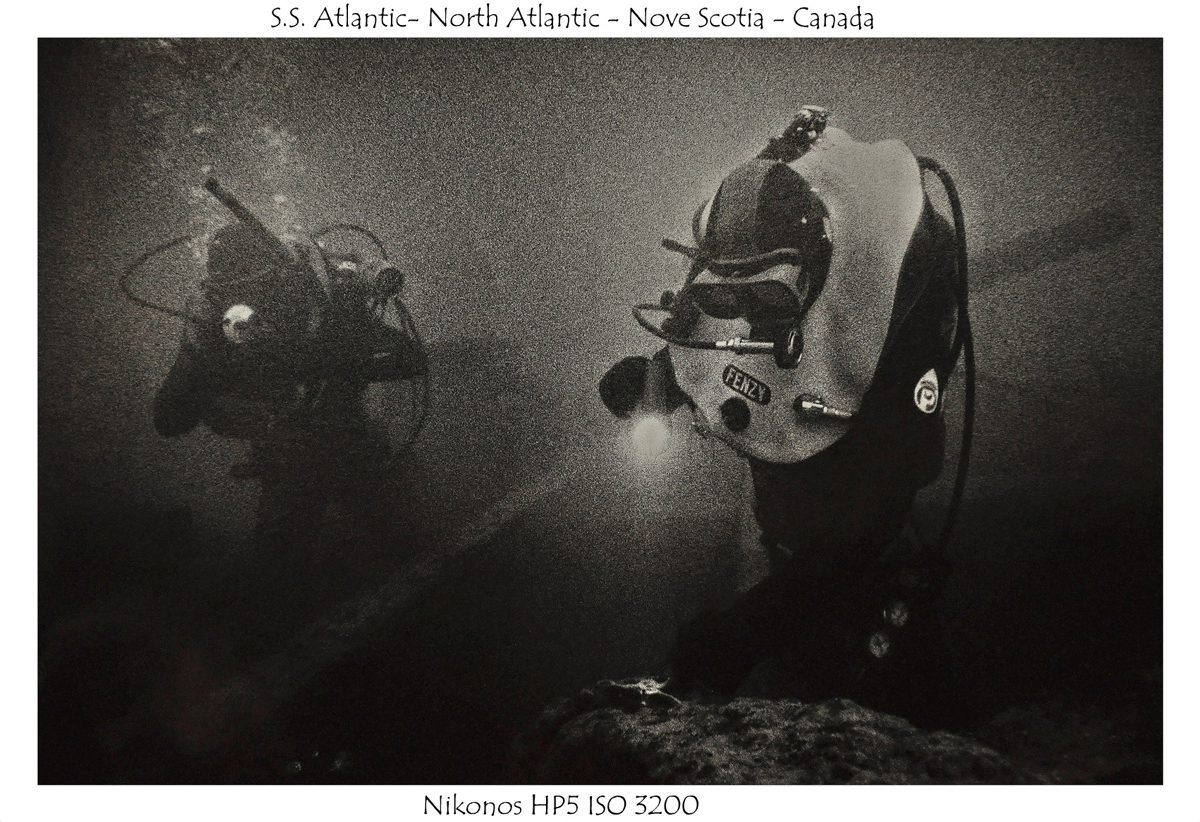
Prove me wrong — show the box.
[36,35,1163,791]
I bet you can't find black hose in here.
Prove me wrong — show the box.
[918,156,976,558]
[632,304,723,350]
[312,223,390,260]
[293,222,429,461]
[118,235,208,323]
[388,297,431,459]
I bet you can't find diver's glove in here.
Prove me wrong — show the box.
[598,348,690,419]
[599,356,651,419]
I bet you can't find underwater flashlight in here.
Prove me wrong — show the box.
[631,415,670,459]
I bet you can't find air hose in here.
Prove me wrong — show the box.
[631,303,723,350]
[384,295,431,458]
[311,223,389,259]
[917,156,976,559]
[118,235,208,323]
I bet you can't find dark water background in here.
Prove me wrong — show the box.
[39,39,1161,783]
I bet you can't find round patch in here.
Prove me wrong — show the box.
[222,303,257,345]
[913,368,939,414]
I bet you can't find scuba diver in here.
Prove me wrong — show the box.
[128,178,429,557]
[598,108,974,723]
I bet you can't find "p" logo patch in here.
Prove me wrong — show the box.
[914,368,939,414]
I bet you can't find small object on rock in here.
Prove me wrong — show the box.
[596,678,682,712]
[883,600,910,627]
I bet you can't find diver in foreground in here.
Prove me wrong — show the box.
[599,108,974,722]
[129,179,429,555]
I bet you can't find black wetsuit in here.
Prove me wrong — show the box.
[670,202,961,721]
[154,266,427,552]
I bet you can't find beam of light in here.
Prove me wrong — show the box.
[163,448,593,743]
[972,201,1132,293]
[631,414,670,460]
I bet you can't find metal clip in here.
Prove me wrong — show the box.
[793,393,854,421]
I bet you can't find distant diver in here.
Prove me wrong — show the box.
[599,108,975,722]
[125,178,429,553]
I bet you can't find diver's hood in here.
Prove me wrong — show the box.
[668,127,925,463]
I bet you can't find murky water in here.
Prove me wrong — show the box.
[39,39,1161,782]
